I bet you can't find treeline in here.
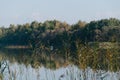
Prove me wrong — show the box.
[0,18,120,47]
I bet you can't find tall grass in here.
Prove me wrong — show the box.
[75,42,120,72]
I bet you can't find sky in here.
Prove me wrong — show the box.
[0,0,120,27]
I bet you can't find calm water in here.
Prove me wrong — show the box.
[0,49,120,80]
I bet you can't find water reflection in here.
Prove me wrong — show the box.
[0,49,120,80]
[0,48,67,69]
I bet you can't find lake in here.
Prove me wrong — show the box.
[0,49,120,80]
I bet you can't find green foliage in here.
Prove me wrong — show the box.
[0,18,120,70]
[81,18,120,42]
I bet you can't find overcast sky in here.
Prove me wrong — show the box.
[0,0,120,27]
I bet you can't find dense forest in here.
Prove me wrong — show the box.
[0,18,120,46]
[0,18,120,70]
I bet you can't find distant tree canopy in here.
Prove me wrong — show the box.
[0,18,120,49]
[82,18,120,42]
